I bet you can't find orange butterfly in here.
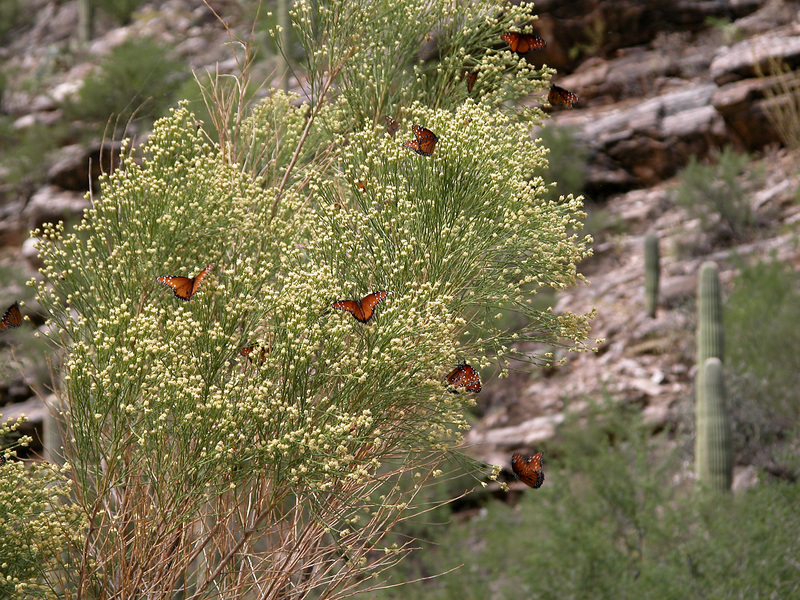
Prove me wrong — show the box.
[403,125,438,156]
[385,116,399,138]
[445,362,481,393]
[156,264,215,301]
[511,452,544,488]
[0,302,23,332]
[548,84,578,108]
[502,31,546,53]
[332,290,389,323]
[240,344,269,364]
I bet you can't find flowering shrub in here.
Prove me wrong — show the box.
[26,0,592,597]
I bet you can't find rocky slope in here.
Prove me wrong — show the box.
[1,1,799,480]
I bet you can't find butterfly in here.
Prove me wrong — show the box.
[502,31,546,53]
[548,84,578,108]
[0,302,23,332]
[445,362,481,393]
[385,116,399,138]
[511,452,545,489]
[156,264,215,301]
[240,344,269,364]
[462,69,478,92]
[332,290,389,323]
[403,125,438,156]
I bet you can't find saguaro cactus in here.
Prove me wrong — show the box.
[695,261,724,395]
[644,232,660,318]
[695,357,733,491]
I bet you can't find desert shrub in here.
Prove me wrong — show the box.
[63,36,187,128]
[537,126,587,202]
[371,403,800,600]
[94,0,145,25]
[674,146,759,243]
[29,0,592,596]
[724,256,800,461]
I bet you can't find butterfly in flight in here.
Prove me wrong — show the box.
[511,452,545,489]
[385,116,399,138]
[548,84,578,108]
[502,31,546,53]
[240,344,269,365]
[156,264,215,301]
[445,362,481,393]
[403,125,438,156]
[0,302,23,332]
[332,290,389,323]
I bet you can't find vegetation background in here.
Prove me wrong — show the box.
[1,0,800,598]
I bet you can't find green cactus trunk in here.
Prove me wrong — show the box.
[695,357,733,491]
[644,232,660,318]
[695,261,724,398]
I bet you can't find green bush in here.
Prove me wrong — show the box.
[674,146,759,243]
[94,0,145,25]
[63,36,187,127]
[724,256,800,459]
[537,126,587,202]
[372,403,800,600]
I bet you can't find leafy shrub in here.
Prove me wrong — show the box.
[94,0,145,25]
[372,403,800,600]
[537,125,587,202]
[724,255,800,461]
[674,146,759,243]
[63,36,187,128]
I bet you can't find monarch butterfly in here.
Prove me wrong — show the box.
[385,116,399,138]
[445,362,481,393]
[332,290,389,323]
[355,180,367,191]
[240,344,269,364]
[502,31,546,53]
[403,125,438,156]
[0,302,22,332]
[511,451,544,489]
[548,84,578,108]
[156,264,215,301]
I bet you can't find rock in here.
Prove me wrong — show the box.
[467,413,566,448]
[46,141,122,192]
[23,185,88,230]
[710,34,800,84]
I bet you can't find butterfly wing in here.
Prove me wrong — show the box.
[446,363,481,393]
[332,290,388,323]
[511,452,545,489]
[157,263,214,301]
[403,125,438,156]
[0,302,22,332]
[241,344,268,364]
[549,84,578,108]
[385,116,399,137]
[502,32,545,53]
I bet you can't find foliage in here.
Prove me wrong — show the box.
[371,403,800,600]
[29,0,592,595]
[0,417,85,599]
[0,118,71,196]
[537,125,587,202]
[63,36,187,129]
[758,57,800,157]
[724,256,800,460]
[94,0,145,25]
[674,146,758,243]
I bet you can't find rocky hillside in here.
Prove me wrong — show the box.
[1,0,799,481]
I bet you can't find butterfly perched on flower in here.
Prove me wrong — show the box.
[462,69,478,93]
[240,344,269,365]
[548,84,578,108]
[403,125,438,156]
[156,264,215,301]
[502,31,546,53]
[332,290,389,323]
[445,362,481,393]
[0,302,23,332]
[511,452,544,488]
[384,116,399,138]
